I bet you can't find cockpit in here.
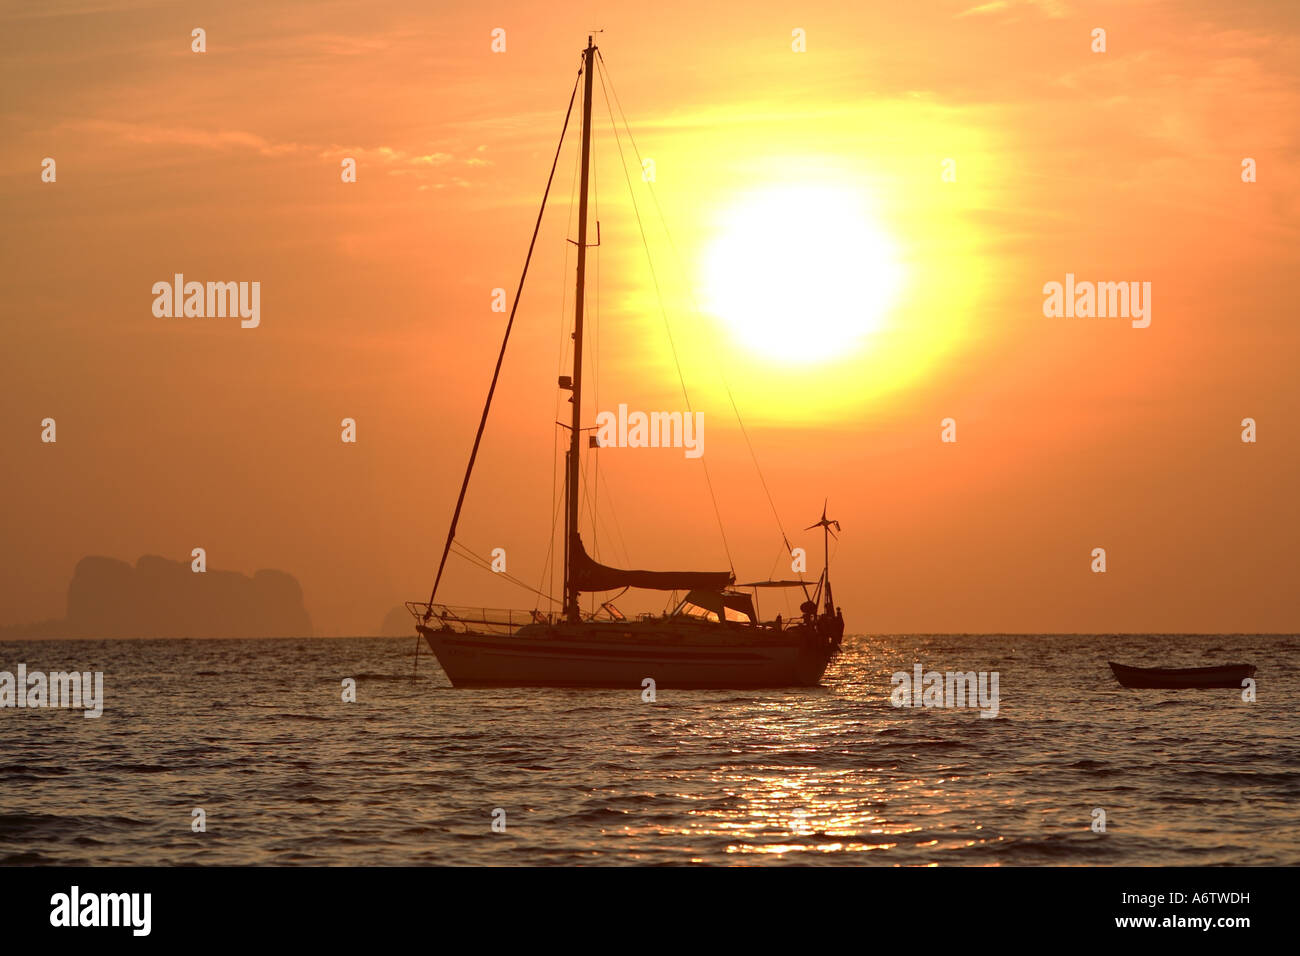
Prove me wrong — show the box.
[670,589,758,624]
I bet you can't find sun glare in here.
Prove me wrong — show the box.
[702,185,905,363]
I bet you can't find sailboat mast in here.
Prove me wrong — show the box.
[564,36,597,624]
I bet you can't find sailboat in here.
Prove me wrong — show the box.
[406,37,845,688]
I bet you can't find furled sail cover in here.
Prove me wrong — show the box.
[572,536,733,592]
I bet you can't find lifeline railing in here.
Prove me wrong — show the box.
[405,602,544,636]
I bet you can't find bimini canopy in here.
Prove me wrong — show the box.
[572,536,733,593]
[676,589,757,624]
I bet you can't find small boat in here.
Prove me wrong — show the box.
[1108,661,1256,689]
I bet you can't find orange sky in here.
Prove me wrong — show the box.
[2,0,1297,634]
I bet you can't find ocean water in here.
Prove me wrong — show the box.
[1,634,1296,866]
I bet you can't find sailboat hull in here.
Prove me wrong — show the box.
[418,621,837,688]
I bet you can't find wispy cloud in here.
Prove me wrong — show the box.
[41,120,491,184]
[320,145,452,167]
[63,120,301,155]
[957,0,1068,18]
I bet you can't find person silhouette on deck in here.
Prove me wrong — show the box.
[800,599,817,625]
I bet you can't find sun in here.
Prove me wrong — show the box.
[702,185,905,363]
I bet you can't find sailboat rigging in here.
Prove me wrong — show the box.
[407,37,845,687]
